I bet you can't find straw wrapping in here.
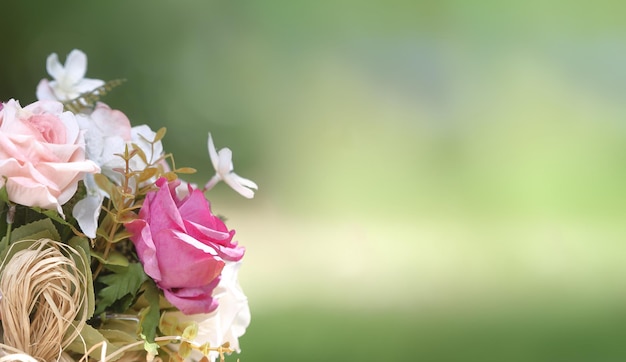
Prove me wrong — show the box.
[0,239,89,362]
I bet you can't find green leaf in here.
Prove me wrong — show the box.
[36,209,67,225]
[94,173,116,197]
[0,219,60,265]
[111,229,134,243]
[114,210,137,224]
[153,127,167,143]
[91,249,130,268]
[131,143,148,164]
[141,338,159,357]
[95,262,148,315]
[138,167,159,183]
[101,329,144,352]
[67,322,122,361]
[68,236,95,319]
[0,187,8,239]
[0,236,8,261]
[174,167,196,174]
[138,280,161,344]
[9,218,60,242]
[0,184,9,204]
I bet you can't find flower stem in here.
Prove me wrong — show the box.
[4,203,15,243]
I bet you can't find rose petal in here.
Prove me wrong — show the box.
[154,229,224,289]
[163,279,220,315]
[126,219,162,281]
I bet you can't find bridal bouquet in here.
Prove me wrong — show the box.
[0,50,256,362]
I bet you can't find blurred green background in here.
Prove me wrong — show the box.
[2,1,626,361]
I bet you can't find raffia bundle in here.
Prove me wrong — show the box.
[0,239,88,362]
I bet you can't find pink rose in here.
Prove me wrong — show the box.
[126,177,245,315]
[0,99,99,215]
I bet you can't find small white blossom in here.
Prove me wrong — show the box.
[36,49,105,101]
[204,133,257,198]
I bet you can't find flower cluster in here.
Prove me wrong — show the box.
[0,49,256,362]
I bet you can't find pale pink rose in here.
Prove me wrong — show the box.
[126,177,245,315]
[0,99,100,215]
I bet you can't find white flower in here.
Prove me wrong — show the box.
[130,124,164,170]
[204,133,258,198]
[76,103,131,178]
[166,261,251,362]
[72,103,132,238]
[72,174,106,239]
[36,49,105,101]
[72,123,164,238]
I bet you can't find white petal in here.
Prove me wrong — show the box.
[46,53,64,80]
[223,174,255,199]
[72,191,104,239]
[231,173,258,190]
[59,110,81,145]
[207,132,220,172]
[217,148,234,176]
[35,79,57,101]
[63,49,88,85]
[74,78,105,94]
[165,261,250,361]
[131,124,163,165]
[171,230,218,255]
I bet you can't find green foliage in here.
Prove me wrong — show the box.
[0,186,9,239]
[95,262,148,315]
[36,208,84,238]
[92,249,130,268]
[68,236,96,319]
[66,322,122,361]
[0,218,61,264]
[138,280,161,344]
